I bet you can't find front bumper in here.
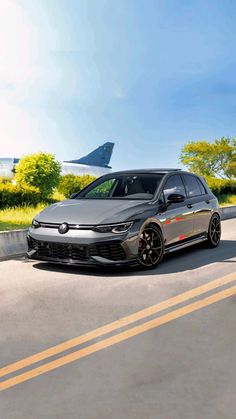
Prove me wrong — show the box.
[27,235,139,267]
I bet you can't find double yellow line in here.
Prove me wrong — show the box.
[1,272,236,391]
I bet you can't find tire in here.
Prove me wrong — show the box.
[206,213,221,248]
[138,224,164,269]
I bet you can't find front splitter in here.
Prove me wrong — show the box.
[27,252,139,268]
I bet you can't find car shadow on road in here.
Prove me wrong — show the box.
[31,239,236,277]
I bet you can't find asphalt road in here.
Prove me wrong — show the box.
[0,218,236,419]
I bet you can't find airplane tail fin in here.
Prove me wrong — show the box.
[65,142,114,168]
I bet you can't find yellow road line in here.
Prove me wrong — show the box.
[0,272,235,378]
[1,284,236,392]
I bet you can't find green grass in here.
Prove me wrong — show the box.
[0,190,65,231]
[0,204,47,231]
[218,194,236,207]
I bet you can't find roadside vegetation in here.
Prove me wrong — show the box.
[0,141,235,231]
[218,194,236,207]
[180,137,235,179]
[58,173,96,198]
[179,136,236,207]
[0,204,47,231]
[0,152,96,231]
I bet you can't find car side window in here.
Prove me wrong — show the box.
[182,175,202,197]
[163,175,186,201]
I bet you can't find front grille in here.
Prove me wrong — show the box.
[37,222,95,230]
[27,237,88,261]
[89,243,126,261]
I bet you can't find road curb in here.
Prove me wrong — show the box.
[0,229,28,260]
[220,206,236,220]
[0,205,236,260]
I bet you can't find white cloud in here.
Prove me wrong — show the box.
[0,0,64,157]
[0,100,42,156]
[0,1,45,85]
[114,88,126,100]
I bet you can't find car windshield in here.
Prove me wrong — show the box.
[76,173,164,200]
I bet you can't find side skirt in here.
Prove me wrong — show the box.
[164,235,208,254]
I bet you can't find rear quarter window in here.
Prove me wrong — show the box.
[196,178,207,195]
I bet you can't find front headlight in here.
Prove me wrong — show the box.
[93,222,133,234]
[32,219,40,228]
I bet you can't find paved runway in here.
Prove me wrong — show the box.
[0,218,236,418]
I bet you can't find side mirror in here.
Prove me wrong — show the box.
[167,193,185,204]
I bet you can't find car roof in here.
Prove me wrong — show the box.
[110,168,181,175]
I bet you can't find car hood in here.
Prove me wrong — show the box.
[36,199,153,225]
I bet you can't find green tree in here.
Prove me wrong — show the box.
[15,153,61,198]
[179,137,236,179]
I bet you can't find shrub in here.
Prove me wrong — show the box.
[0,176,12,185]
[0,184,55,209]
[206,177,236,196]
[57,174,96,198]
[15,153,61,198]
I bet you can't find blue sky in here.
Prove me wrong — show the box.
[1,0,236,170]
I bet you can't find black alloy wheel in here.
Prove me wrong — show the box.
[138,225,164,269]
[207,214,221,247]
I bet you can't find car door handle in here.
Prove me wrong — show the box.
[205,200,210,204]
[187,204,193,209]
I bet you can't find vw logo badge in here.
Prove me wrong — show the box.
[58,222,69,234]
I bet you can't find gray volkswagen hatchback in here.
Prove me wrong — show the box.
[27,169,221,269]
